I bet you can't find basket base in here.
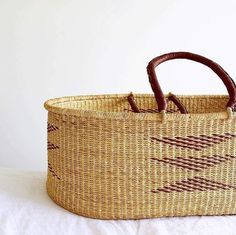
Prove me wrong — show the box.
[46,181,236,220]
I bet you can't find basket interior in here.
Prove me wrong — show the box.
[49,94,229,114]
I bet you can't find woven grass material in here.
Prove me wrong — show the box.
[44,93,236,219]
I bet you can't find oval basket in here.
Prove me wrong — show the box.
[44,52,236,219]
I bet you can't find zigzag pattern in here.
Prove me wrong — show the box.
[47,141,59,150]
[150,133,236,151]
[47,122,59,133]
[48,162,60,180]
[151,176,236,193]
[151,154,236,171]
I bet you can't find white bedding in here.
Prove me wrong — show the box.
[1,168,236,235]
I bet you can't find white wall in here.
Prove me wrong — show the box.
[0,0,236,171]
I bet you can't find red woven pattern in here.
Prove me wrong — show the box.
[47,141,59,150]
[47,122,59,132]
[48,162,60,180]
[152,176,236,193]
[150,133,236,151]
[151,154,236,171]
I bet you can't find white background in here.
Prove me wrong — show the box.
[0,0,236,171]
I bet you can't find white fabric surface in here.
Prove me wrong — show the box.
[1,168,236,235]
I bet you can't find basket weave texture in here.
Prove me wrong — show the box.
[44,52,236,219]
[44,94,236,219]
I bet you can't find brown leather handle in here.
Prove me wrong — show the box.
[168,93,188,114]
[127,92,188,114]
[147,52,236,112]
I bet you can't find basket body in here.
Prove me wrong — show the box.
[45,94,236,219]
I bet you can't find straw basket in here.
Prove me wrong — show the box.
[44,52,236,219]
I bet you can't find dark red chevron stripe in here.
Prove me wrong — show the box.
[47,123,59,133]
[199,134,233,142]
[177,155,231,166]
[175,136,212,147]
[194,176,235,189]
[186,135,220,144]
[183,179,221,191]
[151,154,236,171]
[177,156,214,167]
[226,154,236,159]
[152,157,203,171]
[48,163,60,180]
[151,176,235,193]
[164,137,208,149]
[175,181,205,191]
[150,137,202,151]
[47,141,59,150]
[150,133,236,151]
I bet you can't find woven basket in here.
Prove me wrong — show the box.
[44,52,236,219]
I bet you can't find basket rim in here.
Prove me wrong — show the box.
[44,93,235,121]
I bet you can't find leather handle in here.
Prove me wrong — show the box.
[127,92,188,114]
[168,93,188,114]
[127,93,140,113]
[147,52,236,112]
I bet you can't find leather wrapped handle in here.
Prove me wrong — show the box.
[168,93,188,114]
[127,92,188,114]
[147,52,236,112]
